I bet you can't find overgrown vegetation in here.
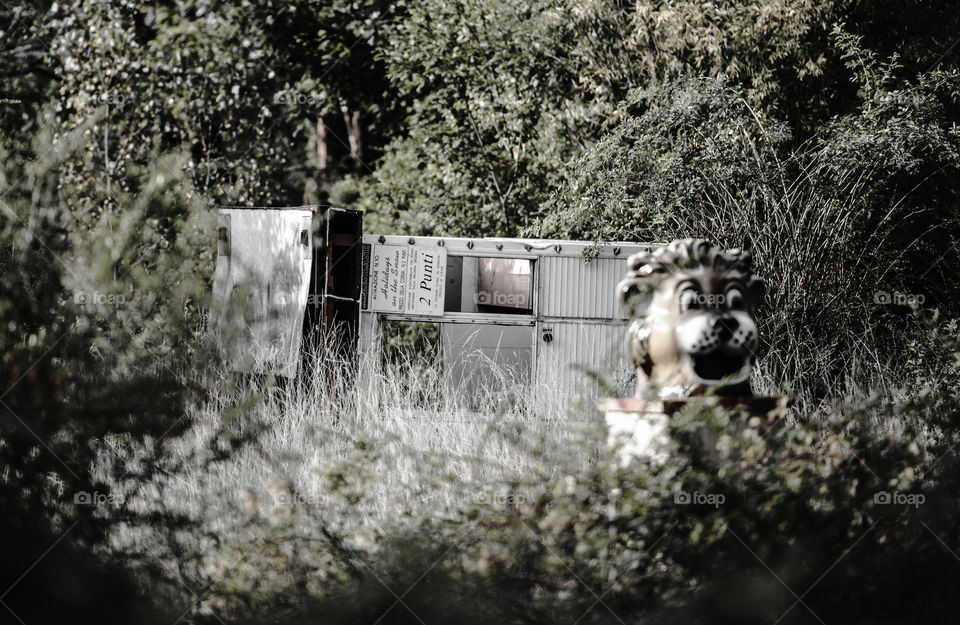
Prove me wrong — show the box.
[3,0,960,622]
[537,60,960,408]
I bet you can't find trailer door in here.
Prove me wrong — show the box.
[209,207,313,378]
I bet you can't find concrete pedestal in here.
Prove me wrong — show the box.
[600,396,788,466]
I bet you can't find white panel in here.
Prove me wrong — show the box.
[442,324,532,408]
[209,208,313,378]
[540,257,629,319]
[368,244,446,314]
[534,321,635,406]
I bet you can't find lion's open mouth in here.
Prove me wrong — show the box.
[691,351,750,382]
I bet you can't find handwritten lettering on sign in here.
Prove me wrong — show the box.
[369,244,446,314]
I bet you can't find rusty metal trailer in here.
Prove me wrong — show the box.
[209,205,657,406]
[357,235,660,405]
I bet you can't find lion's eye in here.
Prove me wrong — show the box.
[678,288,700,313]
[726,287,745,310]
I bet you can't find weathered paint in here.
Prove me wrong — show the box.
[210,207,314,378]
[356,236,658,408]
[539,256,630,320]
[533,320,635,403]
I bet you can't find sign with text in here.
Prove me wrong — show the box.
[368,244,446,315]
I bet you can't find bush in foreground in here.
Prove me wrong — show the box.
[208,389,959,625]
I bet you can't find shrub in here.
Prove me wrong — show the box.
[533,42,960,408]
[225,391,960,624]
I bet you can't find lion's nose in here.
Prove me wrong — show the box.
[711,316,739,341]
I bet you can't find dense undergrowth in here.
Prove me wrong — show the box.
[148,368,960,623]
[6,339,960,624]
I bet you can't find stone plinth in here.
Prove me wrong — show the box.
[601,396,788,466]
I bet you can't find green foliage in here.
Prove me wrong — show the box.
[370,0,960,236]
[905,311,960,414]
[535,76,787,243]
[5,0,960,622]
[44,0,292,206]
[535,50,960,404]
[381,319,440,366]
[40,0,403,210]
[1,39,221,622]
[373,0,584,235]
[0,2,53,160]
[268,0,403,131]
[206,394,960,625]
[461,397,957,624]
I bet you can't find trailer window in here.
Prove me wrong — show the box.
[443,256,533,314]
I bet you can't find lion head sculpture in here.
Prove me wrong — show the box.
[618,239,765,399]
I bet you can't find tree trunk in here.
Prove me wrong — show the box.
[341,104,363,176]
[316,116,328,185]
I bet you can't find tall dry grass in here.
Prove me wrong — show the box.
[653,136,938,416]
[92,342,605,614]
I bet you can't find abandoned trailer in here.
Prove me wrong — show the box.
[209,205,659,404]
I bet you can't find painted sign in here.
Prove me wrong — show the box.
[368,244,446,315]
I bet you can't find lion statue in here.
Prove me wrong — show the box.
[618,239,765,399]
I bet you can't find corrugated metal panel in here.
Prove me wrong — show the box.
[539,257,628,319]
[534,321,635,404]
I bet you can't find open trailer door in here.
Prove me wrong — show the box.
[305,207,364,364]
[209,206,314,378]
